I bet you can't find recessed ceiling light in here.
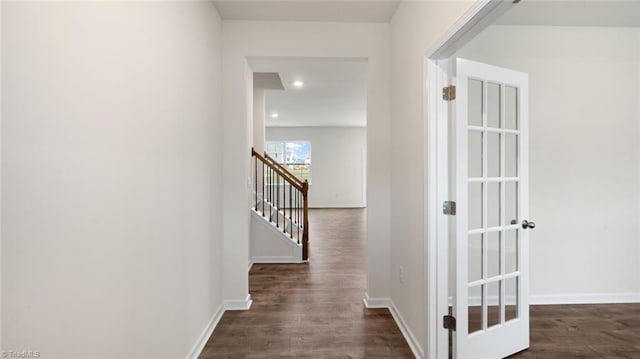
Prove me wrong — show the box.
[271,112,279,118]
[292,80,304,88]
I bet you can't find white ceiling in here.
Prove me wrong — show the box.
[212,0,400,23]
[248,57,367,127]
[238,1,640,129]
[215,0,640,26]
[497,1,640,27]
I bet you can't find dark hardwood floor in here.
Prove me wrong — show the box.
[200,208,414,358]
[508,303,640,359]
[200,208,640,358]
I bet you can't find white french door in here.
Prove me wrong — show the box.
[453,58,531,359]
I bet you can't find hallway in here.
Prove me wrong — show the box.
[200,209,414,358]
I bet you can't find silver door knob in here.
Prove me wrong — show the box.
[522,220,536,229]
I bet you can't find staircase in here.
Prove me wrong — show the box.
[251,148,309,261]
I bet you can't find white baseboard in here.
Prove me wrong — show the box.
[224,294,253,311]
[248,260,254,272]
[362,293,391,308]
[362,293,423,359]
[530,292,640,305]
[185,304,225,359]
[251,256,306,264]
[388,301,424,359]
[186,294,254,358]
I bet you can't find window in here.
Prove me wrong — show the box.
[265,141,311,182]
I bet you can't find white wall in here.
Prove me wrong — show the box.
[250,212,301,262]
[253,88,265,154]
[457,25,640,297]
[223,20,391,302]
[2,2,224,357]
[0,0,3,350]
[266,126,366,208]
[389,1,478,354]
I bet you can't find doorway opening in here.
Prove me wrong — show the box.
[248,56,368,264]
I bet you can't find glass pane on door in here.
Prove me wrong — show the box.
[505,86,519,130]
[505,182,518,225]
[469,183,483,230]
[505,134,518,177]
[469,234,483,282]
[505,230,518,274]
[487,82,501,128]
[487,133,500,178]
[487,281,501,328]
[468,79,483,127]
[505,277,519,322]
[487,232,500,278]
[468,285,483,334]
[487,183,500,228]
[469,131,483,178]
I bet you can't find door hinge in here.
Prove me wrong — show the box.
[443,201,456,215]
[443,314,457,331]
[443,85,456,101]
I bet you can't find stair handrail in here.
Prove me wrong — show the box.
[260,149,304,191]
[252,149,307,193]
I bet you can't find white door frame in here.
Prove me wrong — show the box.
[424,1,518,358]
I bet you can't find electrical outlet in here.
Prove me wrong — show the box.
[399,265,405,284]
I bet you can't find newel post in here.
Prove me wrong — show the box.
[302,180,309,261]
